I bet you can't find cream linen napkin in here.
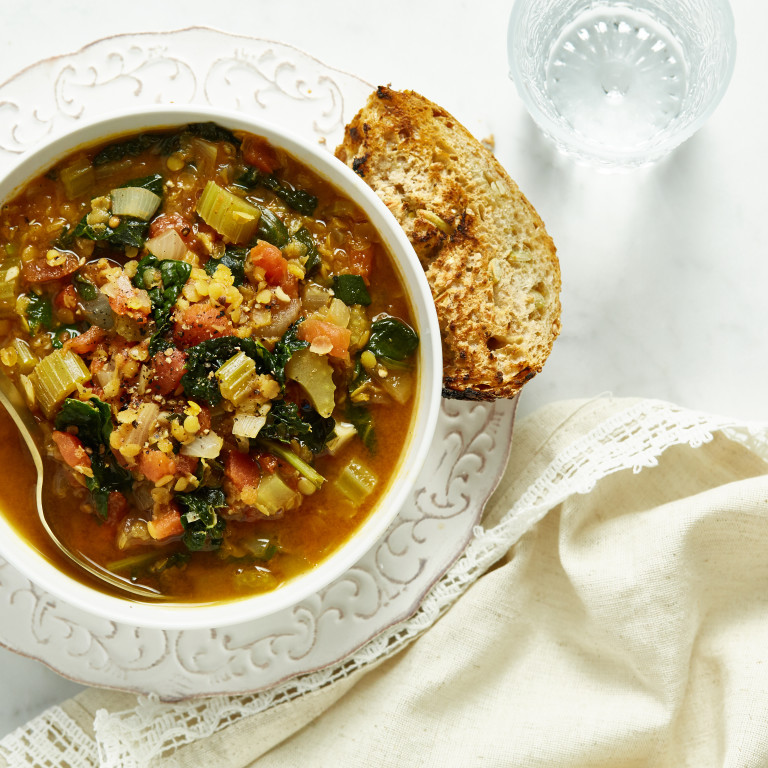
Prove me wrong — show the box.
[2,396,768,767]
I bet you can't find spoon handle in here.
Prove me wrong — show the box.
[0,372,173,601]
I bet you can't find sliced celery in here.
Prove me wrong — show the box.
[110,186,161,220]
[216,351,256,406]
[334,459,378,505]
[0,256,20,317]
[60,156,95,200]
[196,181,261,244]
[29,348,90,417]
[260,439,325,489]
[11,339,37,375]
[254,473,301,517]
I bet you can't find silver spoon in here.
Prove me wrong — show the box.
[0,370,170,600]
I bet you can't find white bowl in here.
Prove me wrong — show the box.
[0,105,441,629]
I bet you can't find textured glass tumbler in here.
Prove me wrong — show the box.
[507,0,736,167]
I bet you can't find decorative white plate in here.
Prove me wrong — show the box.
[0,28,517,699]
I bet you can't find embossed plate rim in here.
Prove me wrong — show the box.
[0,27,516,699]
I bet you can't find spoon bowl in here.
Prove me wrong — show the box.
[0,371,169,600]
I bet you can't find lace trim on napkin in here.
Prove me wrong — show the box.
[3,398,761,768]
[0,706,98,768]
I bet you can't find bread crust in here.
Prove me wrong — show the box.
[336,86,561,400]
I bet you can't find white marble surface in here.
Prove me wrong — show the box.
[0,0,765,741]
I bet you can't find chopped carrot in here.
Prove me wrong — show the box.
[297,317,351,358]
[51,431,91,469]
[249,240,289,285]
[174,454,199,477]
[225,450,261,491]
[241,136,280,174]
[65,326,107,354]
[347,247,373,281]
[174,303,234,347]
[150,347,188,395]
[103,274,152,321]
[137,449,176,484]
[147,503,184,540]
[54,284,78,311]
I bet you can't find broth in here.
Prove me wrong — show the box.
[0,123,419,602]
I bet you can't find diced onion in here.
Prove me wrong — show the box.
[110,186,162,220]
[325,421,357,456]
[145,228,186,261]
[81,290,115,329]
[180,430,224,459]
[125,402,160,449]
[301,283,332,312]
[285,348,335,418]
[378,370,413,405]
[232,412,267,440]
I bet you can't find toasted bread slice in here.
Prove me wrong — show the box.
[335,86,561,400]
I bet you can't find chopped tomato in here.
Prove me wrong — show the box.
[149,212,194,243]
[253,451,278,474]
[147,503,184,540]
[347,247,373,281]
[54,284,78,311]
[51,431,91,469]
[174,454,199,477]
[241,136,280,174]
[249,241,289,284]
[105,491,128,526]
[95,491,129,537]
[65,326,106,354]
[102,274,151,321]
[137,449,176,484]
[297,317,351,358]
[22,253,80,284]
[148,212,213,256]
[173,303,234,347]
[149,347,188,395]
[225,450,261,491]
[196,405,212,433]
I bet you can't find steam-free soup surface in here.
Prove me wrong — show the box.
[0,123,418,601]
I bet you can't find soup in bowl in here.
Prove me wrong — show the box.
[0,106,440,629]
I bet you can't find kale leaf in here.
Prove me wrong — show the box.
[181,336,272,405]
[74,214,149,250]
[54,397,132,518]
[25,293,53,333]
[92,124,238,167]
[292,227,321,274]
[176,486,227,552]
[331,274,371,306]
[186,122,240,146]
[132,254,192,355]
[345,400,376,453]
[270,321,308,387]
[260,400,335,454]
[255,208,289,247]
[235,167,318,216]
[73,175,163,250]
[365,316,419,362]
[204,246,248,286]
[118,173,164,197]
[93,134,168,166]
[51,324,82,350]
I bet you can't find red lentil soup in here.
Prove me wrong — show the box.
[0,123,419,601]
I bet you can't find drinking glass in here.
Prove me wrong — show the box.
[507,0,736,167]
